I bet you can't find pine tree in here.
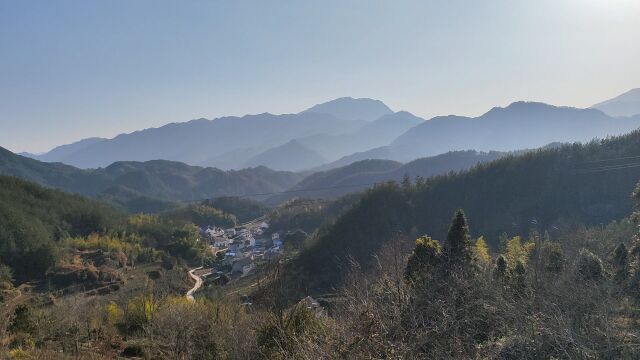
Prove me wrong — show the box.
[444,209,473,269]
[512,260,527,297]
[493,255,508,280]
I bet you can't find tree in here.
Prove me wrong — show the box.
[505,236,535,268]
[512,260,527,297]
[576,249,604,281]
[540,241,564,274]
[473,236,492,269]
[405,236,442,283]
[444,209,473,269]
[613,243,629,283]
[0,263,13,285]
[493,255,508,280]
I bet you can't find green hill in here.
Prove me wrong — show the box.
[0,147,304,212]
[0,175,123,279]
[291,130,640,291]
[270,151,505,203]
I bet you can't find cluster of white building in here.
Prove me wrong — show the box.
[200,221,284,278]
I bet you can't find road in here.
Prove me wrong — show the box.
[186,266,204,302]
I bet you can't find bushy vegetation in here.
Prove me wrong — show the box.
[0,176,225,284]
[163,203,237,228]
[204,196,267,223]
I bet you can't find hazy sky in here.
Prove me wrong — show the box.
[1,0,639,153]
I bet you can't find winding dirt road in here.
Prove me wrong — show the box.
[186,266,204,302]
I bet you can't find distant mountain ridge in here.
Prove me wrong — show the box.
[25,91,640,171]
[268,150,506,204]
[243,139,327,171]
[301,97,393,121]
[251,111,424,169]
[343,102,640,163]
[592,88,640,117]
[31,98,396,169]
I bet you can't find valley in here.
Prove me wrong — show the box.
[5,3,640,357]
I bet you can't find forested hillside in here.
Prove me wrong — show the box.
[270,151,505,203]
[290,129,640,291]
[0,147,304,212]
[0,174,244,281]
[0,176,123,279]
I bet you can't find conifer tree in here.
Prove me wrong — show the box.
[493,255,508,280]
[512,260,527,297]
[444,209,473,269]
[541,241,564,274]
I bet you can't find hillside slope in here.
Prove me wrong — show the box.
[0,175,123,278]
[0,147,304,212]
[270,151,504,203]
[345,102,640,163]
[244,140,327,171]
[593,88,640,117]
[291,129,640,291]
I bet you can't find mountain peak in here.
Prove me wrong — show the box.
[301,97,393,121]
[593,88,640,117]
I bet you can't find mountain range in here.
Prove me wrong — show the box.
[340,102,640,163]
[26,90,640,172]
[26,97,398,170]
[267,150,506,204]
[592,88,640,117]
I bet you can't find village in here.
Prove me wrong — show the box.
[189,218,285,293]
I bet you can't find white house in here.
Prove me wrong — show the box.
[205,227,224,238]
[211,236,229,248]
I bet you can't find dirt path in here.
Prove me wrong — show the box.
[186,267,204,302]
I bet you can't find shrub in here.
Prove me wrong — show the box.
[576,249,604,281]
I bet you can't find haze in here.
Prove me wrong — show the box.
[1,0,639,153]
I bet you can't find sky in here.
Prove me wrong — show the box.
[1,0,640,153]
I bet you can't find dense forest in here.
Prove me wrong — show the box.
[290,130,640,292]
[0,175,239,283]
[0,147,303,212]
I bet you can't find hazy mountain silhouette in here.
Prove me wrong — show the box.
[374,102,640,162]
[31,113,361,169]
[32,98,396,169]
[294,111,424,162]
[301,97,393,121]
[28,98,640,171]
[243,139,327,171]
[592,88,640,117]
[313,146,396,171]
[27,137,106,163]
[269,150,505,203]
